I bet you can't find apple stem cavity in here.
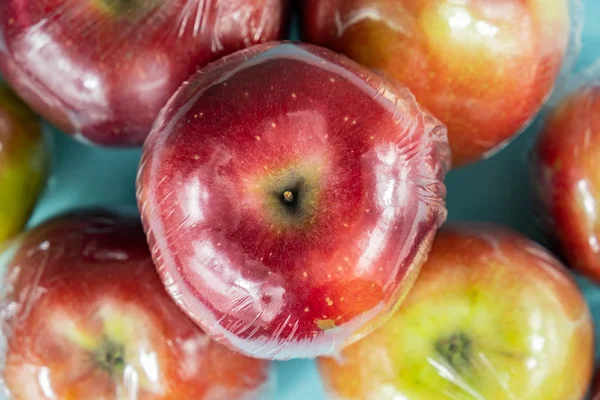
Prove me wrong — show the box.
[435,333,472,371]
[95,337,126,374]
[275,182,304,216]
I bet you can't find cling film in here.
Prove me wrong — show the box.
[0,0,289,146]
[0,210,274,400]
[317,224,594,400]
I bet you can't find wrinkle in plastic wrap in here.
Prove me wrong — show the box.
[0,0,289,146]
[136,42,451,361]
[0,210,273,400]
[317,224,594,400]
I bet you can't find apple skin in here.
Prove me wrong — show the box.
[137,42,451,360]
[592,370,600,400]
[303,0,570,167]
[0,0,289,147]
[0,83,49,243]
[532,84,600,284]
[318,224,594,400]
[0,211,273,400]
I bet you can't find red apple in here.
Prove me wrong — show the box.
[303,0,571,166]
[591,370,600,400]
[137,41,451,360]
[0,83,49,243]
[0,210,273,399]
[0,0,289,147]
[318,224,594,400]
[532,84,600,283]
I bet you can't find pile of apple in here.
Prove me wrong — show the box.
[0,0,598,399]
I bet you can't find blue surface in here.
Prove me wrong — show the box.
[25,1,600,399]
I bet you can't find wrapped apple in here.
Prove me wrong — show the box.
[532,81,600,283]
[137,41,451,360]
[0,0,289,146]
[318,224,594,399]
[0,210,273,399]
[303,0,574,167]
[0,83,48,243]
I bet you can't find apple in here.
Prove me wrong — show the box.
[0,210,273,399]
[137,41,451,360]
[303,0,571,166]
[0,83,48,243]
[532,84,600,283]
[592,370,600,400]
[318,224,594,400]
[0,0,289,147]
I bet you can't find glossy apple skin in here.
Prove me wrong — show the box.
[0,211,272,400]
[0,0,289,147]
[304,0,570,166]
[318,224,593,400]
[137,42,450,360]
[532,85,600,283]
[0,84,49,243]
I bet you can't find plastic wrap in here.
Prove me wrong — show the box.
[0,0,289,147]
[531,71,600,285]
[318,224,594,400]
[137,41,450,360]
[0,210,274,400]
[0,83,49,244]
[302,0,582,167]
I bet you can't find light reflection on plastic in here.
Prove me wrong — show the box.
[476,21,499,37]
[577,179,597,222]
[37,367,54,399]
[140,350,160,388]
[123,365,140,399]
[21,23,108,120]
[448,9,472,30]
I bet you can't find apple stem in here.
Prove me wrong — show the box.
[283,190,294,203]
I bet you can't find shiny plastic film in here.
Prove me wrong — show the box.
[136,42,450,361]
[531,66,600,286]
[0,0,289,147]
[302,0,583,167]
[317,224,594,400]
[0,211,274,400]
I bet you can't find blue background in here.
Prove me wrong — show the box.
[23,1,600,398]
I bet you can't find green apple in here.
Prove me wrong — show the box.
[0,83,48,243]
[318,224,594,400]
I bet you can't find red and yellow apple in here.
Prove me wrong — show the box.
[0,83,48,243]
[318,224,594,399]
[0,0,289,146]
[532,84,600,283]
[303,0,571,166]
[0,210,273,399]
[137,42,451,360]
